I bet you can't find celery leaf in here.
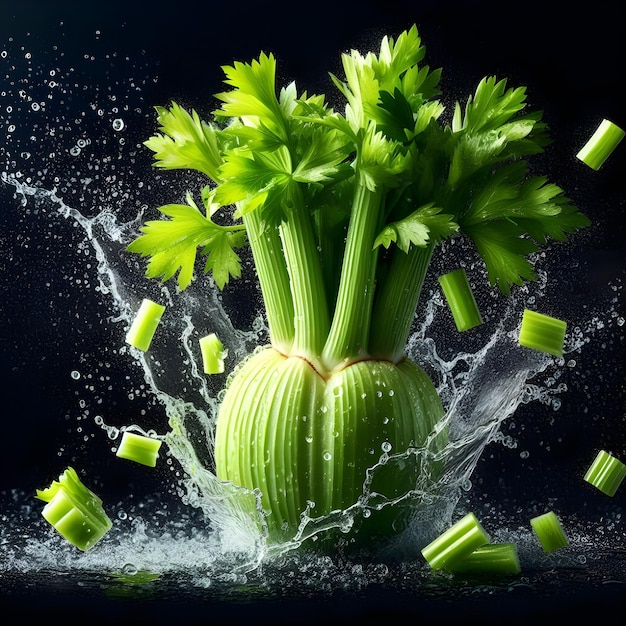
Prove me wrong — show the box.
[127,200,246,290]
[144,102,224,180]
[460,162,590,294]
[374,203,458,252]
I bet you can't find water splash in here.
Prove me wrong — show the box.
[1,33,625,588]
[2,171,621,567]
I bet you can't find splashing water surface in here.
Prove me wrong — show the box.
[1,25,625,612]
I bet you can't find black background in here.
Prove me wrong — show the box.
[1,0,625,622]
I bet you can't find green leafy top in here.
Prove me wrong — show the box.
[128,25,589,366]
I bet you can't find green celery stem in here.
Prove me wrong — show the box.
[584,449,626,496]
[518,309,566,357]
[530,511,569,553]
[321,182,383,371]
[446,543,521,575]
[438,267,483,333]
[421,512,490,570]
[125,298,165,352]
[242,210,295,354]
[369,242,434,362]
[576,118,625,171]
[279,201,330,363]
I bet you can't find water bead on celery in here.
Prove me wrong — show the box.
[116,431,163,467]
[583,449,626,497]
[125,298,166,352]
[518,309,567,357]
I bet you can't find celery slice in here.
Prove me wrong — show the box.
[438,268,483,332]
[125,298,166,351]
[518,309,567,357]
[583,449,626,497]
[116,431,163,467]
[530,511,569,553]
[35,467,112,551]
[445,543,521,575]
[576,118,625,171]
[421,512,491,571]
[199,332,226,374]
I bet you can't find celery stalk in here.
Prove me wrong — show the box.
[584,449,626,497]
[116,431,163,467]
[125,298,165,352]
[518,309,567,357]
[199,332,226,375]
[128,26,590,546]
[438,268,483,332]
[421,512,491,571]
[576,118,625,170]
[35,467,112,551]
[530,511,569,553]
[445,543,521,575]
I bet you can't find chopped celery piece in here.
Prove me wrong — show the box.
[584,449,626,497]
[35,467,112,551]
[518,309,566,357]
[445,543,521,575]
[438,268,483,332]
[125,298,166,351]
[421,512,491,571]
[199,332,226,374]
[530,511,569,553]
[576,118,625,170]
[116,431,163,467]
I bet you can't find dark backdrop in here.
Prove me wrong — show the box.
[1,0,625,620]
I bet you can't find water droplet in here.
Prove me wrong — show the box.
[70,370,80,380]
[69,146,81,156]
[112,118,125,131]
[381,441,392,453]
[323,452,332,461]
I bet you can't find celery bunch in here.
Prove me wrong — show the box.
[128,26,589,545]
